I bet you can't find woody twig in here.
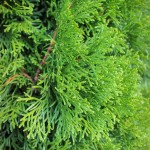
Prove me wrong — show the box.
[22,69,33,82]
[34,31,56,82]
[22,30,57,83]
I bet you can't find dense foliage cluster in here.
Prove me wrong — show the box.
[0,0,149,149]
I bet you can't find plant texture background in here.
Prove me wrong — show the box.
[0,0,149,149]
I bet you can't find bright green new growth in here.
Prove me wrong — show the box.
[0,0,149,149]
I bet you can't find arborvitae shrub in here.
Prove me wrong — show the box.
[0,0,149,149]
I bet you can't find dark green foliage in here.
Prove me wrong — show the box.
[0,0,149,149]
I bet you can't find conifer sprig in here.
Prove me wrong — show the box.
[34,30,57,82]
[22,30,57,83]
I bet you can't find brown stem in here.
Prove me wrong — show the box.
[33,30,57,82]
[4,74,19,85]
[22,69,33,82]
[22,31,57,83]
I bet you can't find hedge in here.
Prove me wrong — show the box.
[0,0,149,149]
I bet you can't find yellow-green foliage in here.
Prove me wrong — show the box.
[0,0,149,149]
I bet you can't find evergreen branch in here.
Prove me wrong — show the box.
[22,31,57,83]
[22,69,33,82]
[4,74,19,85]
[34,30,56,82]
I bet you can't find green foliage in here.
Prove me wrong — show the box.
[0,0,149,149]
